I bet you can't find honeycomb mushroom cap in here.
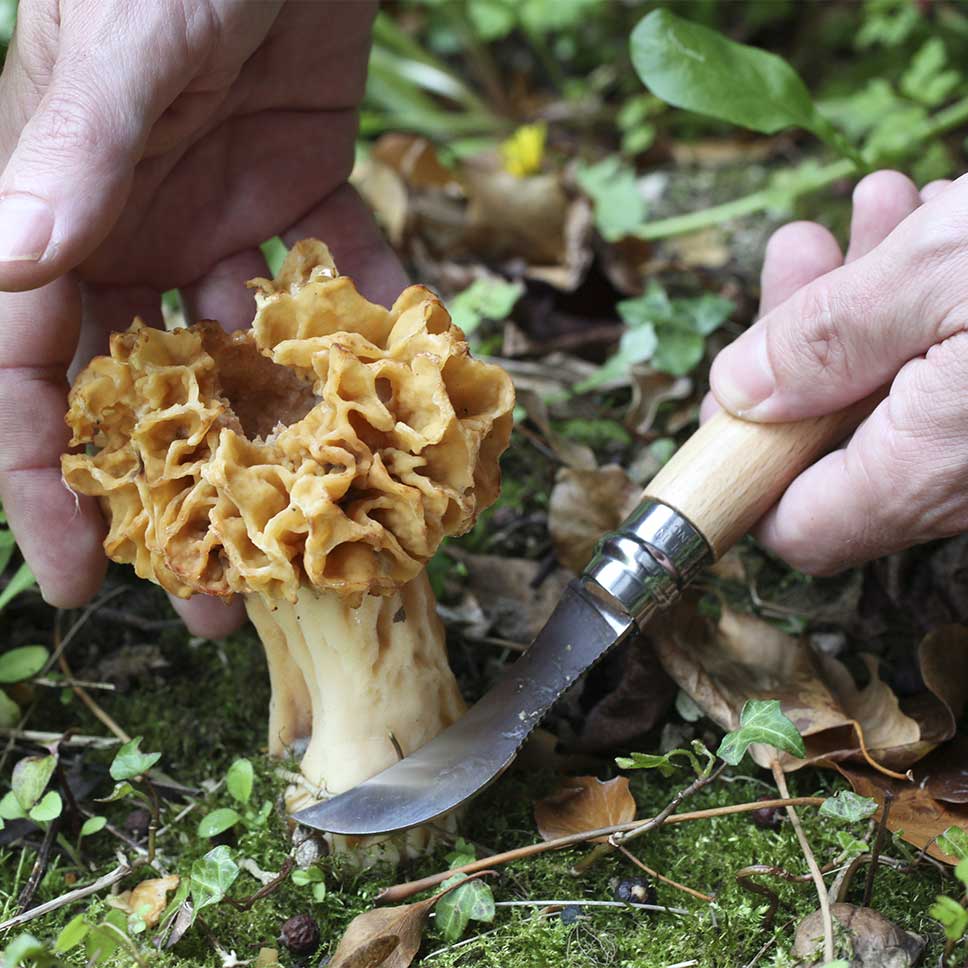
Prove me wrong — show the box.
[62,241,515,604]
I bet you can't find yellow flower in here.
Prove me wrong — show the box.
[501,122,547,177]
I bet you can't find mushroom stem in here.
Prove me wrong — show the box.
[245,571,466,856]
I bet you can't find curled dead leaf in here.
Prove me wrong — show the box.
[793,903,924,967]
[534,775,636,843]
[351,159,409,247]
[913,735,968,803]
[625,366,692,437]
[371,133,457,190]
[108,874,180,928]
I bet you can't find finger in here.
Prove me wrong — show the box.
[0,278,106,606]
[74,284,163,379]
[180,248,269,333]
[282,184,409,306]
[709,173,968,421]
[759,221,843,316]
[844,170,921,263]
[754,331,968,572]
[170,594,246,640]
[921,179,953,202]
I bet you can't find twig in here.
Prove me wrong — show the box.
[0,858,137,932]
[0,729,121,750]
[43,587,126,676]
[491,899,688,914]
[735,863,820,930]
[377,796,824,903]
[225,857,295,911]
[612,843,712,902]
[861,790,892,908]
[829,853,912,904]
[32,677,115,692]
[771,761,833,963]
[16,818,61,913]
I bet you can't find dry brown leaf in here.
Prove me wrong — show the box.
[549,465,640,574]
[625,366,692,437]
[371,133,457,190]
[792,903,924,967]
[108,874,179,928]
[524,197,594,291]
[534,776,636,842]
[913,735,968,803]
[837,764,968,863]
[351,159,409,246]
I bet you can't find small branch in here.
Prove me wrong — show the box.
[377,796,824,903]
[612,843,713,902]
[142,778,162,865]
[0,729,121,750]
[861,792,893,909]
[492,899,688,914]
[0,858,137,932]
[16,819,61,913]
[772,761,833,964]
[32,677,115,692]
[225,857,295,912]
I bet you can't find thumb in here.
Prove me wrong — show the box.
[709,177,968,421]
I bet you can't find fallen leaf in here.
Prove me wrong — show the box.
[625,366,692,436]
[351,158,409,247]
[549,465,640,574]
[371,133,457,190]
[534,776,636,842]
[913,735,968,803]
[254,949,280,968]
[792,903,924,967]
[837,764,968,862]
[108,875,180,928]
[515,388,596,471]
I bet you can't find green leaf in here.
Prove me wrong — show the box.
[930,894,968,942]
[0,688,20,728]
[312,882,327,902]
[12,755,57,811]
[80,815,107,838]
[0,529,16,575]
[448,277,524,335]
[0,790,25,820]
[28,790,62,823]
[190,845,240,913]
[956,858,968,890]
[0,645,49,684]
[618,282,673,326]
[435,874,495,941]
[95,781,136,804]
[0,562,37,612]
[679,293,734,336]
[197,808,241,838]
[615,751,682,778]
[260,237,288,276]
[575,157,648,242]
[630,9,854,159]
[2,933,46,967]
[225,758,254,805]
[54,914,89,953]
[819,791,878,823]
[652,325,704,376]
[110,737,160,781]
[900,38,960,107]
[716,699,805,766]
[445,837,477,870]
[292,867,324,886]
[938,825,968,861]
[834,830,869,859]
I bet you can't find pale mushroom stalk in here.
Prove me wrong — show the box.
[62,241,514,861]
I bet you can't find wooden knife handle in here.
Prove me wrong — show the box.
[642,400,877,560]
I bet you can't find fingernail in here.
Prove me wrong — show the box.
[711,326,775,416]
[0,193,53,261]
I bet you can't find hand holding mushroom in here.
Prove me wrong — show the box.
[62,241,515,858]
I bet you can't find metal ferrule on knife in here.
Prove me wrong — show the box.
[583,499,711,625]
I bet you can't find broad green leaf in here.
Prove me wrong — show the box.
[96,781,136,804]
[900,38,960,107]
[575,157,647,242]
[716,699,805,766]
[0,645,49,684]
[448,277,524,335]
[834,830,869,859]
[819,791,878,823]
[938,825,968,861]
[615,751,682,778]
[435,873,495,941]
[190,845,240,912]
[110,737,160,781]
[12,754,57,811]
[2,933,45,967]
[468,0,516,42]
[930,894,968,942]
[956,858,968,890]
[55,914,89,953]
[652,326,704,376]
[292,867,324,886]
[0,790,25,820]
[680,293,734,336]
[80,815,107,838]
[445,837,477,870]
[0,562,37,611]
[197,808,241,838]
[618,282,673,326]
[312,882,327,902]
[225,758,254,805]
[28,790,62,823]
[630,10,853,159]
[0,688,20,728]
[260,237,288,276]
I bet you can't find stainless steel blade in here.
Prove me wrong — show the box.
[292,579,634,836]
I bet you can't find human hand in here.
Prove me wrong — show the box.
[706,170,967,574]
[0,0,407,635]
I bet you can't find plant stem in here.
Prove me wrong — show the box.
[612,843,713,902]
[861,791,893,908]
[377,795,823,903]
[771,761,833,963]
[142,778,161,865]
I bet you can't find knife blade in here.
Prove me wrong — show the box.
[293,404,873,836]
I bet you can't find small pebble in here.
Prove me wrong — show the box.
[279,913,320,957]
[750,796,783,831]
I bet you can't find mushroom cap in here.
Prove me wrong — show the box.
[62,240,515,604]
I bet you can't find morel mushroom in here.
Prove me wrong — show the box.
[62,241,515,858]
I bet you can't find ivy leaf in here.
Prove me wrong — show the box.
[630,9,855,160]
[96,781,137,804]
[197,808,241,839]
[615,751,683,778]
[575,157,648,241]
[435,873,496,941]
[716,699,805,766]
[0,645,49,683]
[54,914,90,953]
[652,326,704,377]
[12,754,57,812]
[819,791,878,823]
[28,790,62,824]
[449,276,524,335]
[2,933,46,967]
[930,894,968,942]
[957,858,968,891]
[80,816,107,838]
[190,845,239,913]
[110,737,160,781]
[0,562,37,612]
[0,688,20,728]
[225,758,254,805]
[938,825,968,861]
[679,293,734,336]
[445,837,477,870]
